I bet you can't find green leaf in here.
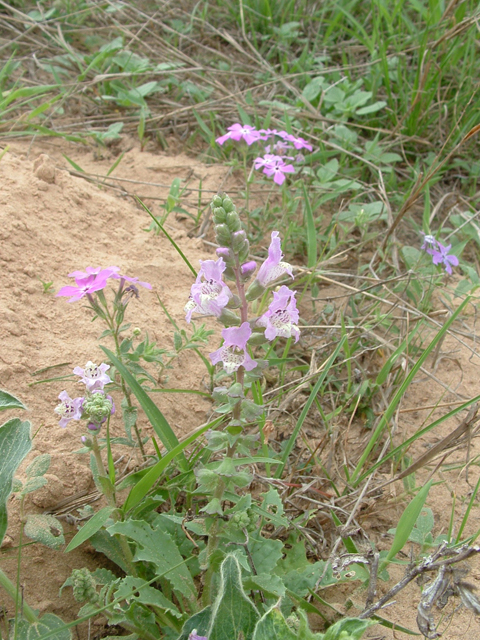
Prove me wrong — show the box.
[101,347,187,469]
[303,182,317,270]
[382,480,433,569]
[108,519,197,602]
[208,554,259,640]
[323,618,376,640]
[243,573,286,597]
[26,453,51,478]
[114,576,182,617]
[0,418,32,545]
[248,534,283,574]
[122,418,219,513]
[65,506,115,552]
[177,607,212,640]
[253,606,296,640]
[24,514,64,550]
[0,389,27,411]
[14,613,71,640]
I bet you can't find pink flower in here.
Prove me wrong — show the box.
[216,123,262,146]
[110,273,152,289]
[67,266,120,280]
[73,361,112,391]
[56,273,110,302]
[254,154,295,185]
[54,391,83,428]
[185,258,233,322]
[430,242,459,275]
[283,133,313,151]
[257,286,300,342]
[210,323,257,374]
[256,231,293,287]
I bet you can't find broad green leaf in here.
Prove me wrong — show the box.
[114,576,182,617]
[108,520,197,602]
[323,617,376,640]
[65,506,115,552]
[177,607,212,640]
[253,606,296,640]
[26,453,51,477]
[243,573,286,597]
[0,389,27,411]
[0,418,31,545]
[24,514,64,550]
[382,480,433,569]
[14,613,71,640]
[248,534,283,574]
[208,554,259,640]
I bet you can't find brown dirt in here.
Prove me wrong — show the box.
[1,137,480,639]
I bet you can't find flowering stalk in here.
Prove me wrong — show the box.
[185,192,300,604]
[57,267,151,457]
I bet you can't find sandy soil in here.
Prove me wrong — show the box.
[1,137,480,639]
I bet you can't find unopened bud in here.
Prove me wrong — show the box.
[240,261,257,281]
[232,230,247,253]
[215,224,231,246]
[213,206,226,223]
[216,247,234,264]
[81,435,93,448]
[222,196,235,213]
[132,327,142,337]
[212,194,223,207]
[226,211,241,232]
[246,278,266,301]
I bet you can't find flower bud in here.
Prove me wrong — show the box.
[132,327,142,337]
[232,230,247,253]
[83,392,114,424]
[215,223,231,246]
[222,196,235,213]
[212,194,223,207]
[87,422,102,433]
[218,308,241,326]
[238,241,250,264]
[216,247,234,264]
[240,260,256,281]
[246,278,266,301]
[226,211,241,232]
[81,435,93,448]
[213,206,226,223]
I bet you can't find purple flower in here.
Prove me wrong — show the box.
[256,231,293,287]
[420,234,438,254]
[185,258,233,322]
[283,133,313,151]
[240,261,257,277]
[56,273,110,302]
[73,362,112,391]
[430,242,459,275]
[67,266,121,280]
[210,323,257,374]
[188,632,207,640]
[257,286,300,342]
[54,391,83,428]
[254,154,295,185]
[216,123,261,146]
[110,273,152,290]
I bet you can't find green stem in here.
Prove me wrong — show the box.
[0,569,38,624]
[92,436,137,577]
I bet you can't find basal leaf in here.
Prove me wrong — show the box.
[0,389,27,411]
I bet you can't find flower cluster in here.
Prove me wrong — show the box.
[216,124,313,185]
[184,194,300,375]
[421,234,459,275]
[54,362,115,433]
[56,266,151,302]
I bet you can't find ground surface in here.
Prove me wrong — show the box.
[1,137,480,639]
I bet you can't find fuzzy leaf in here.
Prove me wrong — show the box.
[248,534,283,575]
[14,613,71,640]
[0,418,32,546]
[176,607,212,640]
[19,476,47,496]
[24,514,64,549]
[208,554,259,640]
[26,453,51,478]
[253,606,297,640]
[243,573,286,597]
[0,389,27,412]
[114,576,182,617]
[323,618,376,640]
[108,520,197,602]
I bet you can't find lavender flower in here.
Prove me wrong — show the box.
[57,266,151,301]
[257,286,300,342]
[430,242,459,275]
[54,391,83,428]
[210,323,257,374]
[56,273,110,302]
[73,362,112,391]
[185,258,233,322]
[216,123,261,146]
[420,235,459,274]
[256,231,293,287]
[188,632,207,640]
[254,154,295,185]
